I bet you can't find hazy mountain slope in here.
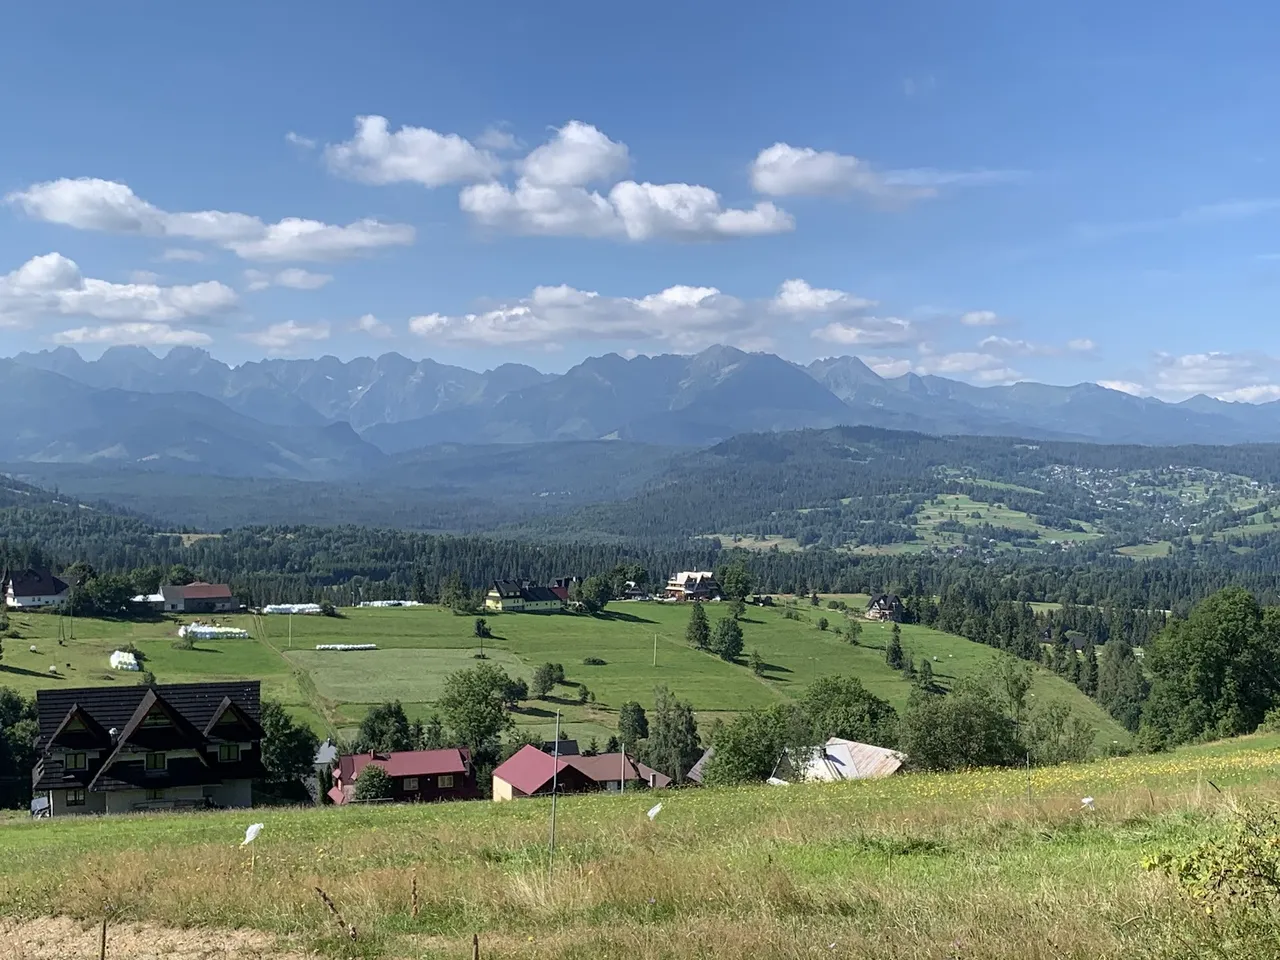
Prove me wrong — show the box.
[0,360,385,479]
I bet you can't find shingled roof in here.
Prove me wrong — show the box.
[6,568,69,598]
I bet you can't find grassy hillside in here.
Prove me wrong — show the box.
[4,735,1279,959]
[0,602,1130,748]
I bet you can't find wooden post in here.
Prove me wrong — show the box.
[472,933,480,960]
[411,874,419,918]
[99,916,107,960]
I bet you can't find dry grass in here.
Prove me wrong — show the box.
[7,737,1280,958]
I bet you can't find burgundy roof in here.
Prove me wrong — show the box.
[182,582,233,600]
[549,585,569,601]
[566,753,639,783]
[492,744,567,796]
[338,748,471,781]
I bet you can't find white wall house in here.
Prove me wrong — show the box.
[4,569,70,609]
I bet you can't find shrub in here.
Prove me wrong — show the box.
[171,636,194,651]
[353,764,395,802]
[817,617,829,631]
[583,657,607,666]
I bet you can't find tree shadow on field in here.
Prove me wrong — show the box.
[596,611,657,624]
[759,661,792,675]
[512,705,560,719]
[0,664,64,679]
[185,646,222,654]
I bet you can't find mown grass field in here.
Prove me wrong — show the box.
[0,602,1129,748]
[914,493,1100,546]
[4,734,1280,959]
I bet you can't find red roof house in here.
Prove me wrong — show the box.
[490,745,670,801]
[329,748,476,805]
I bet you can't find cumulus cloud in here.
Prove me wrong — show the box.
[324,115,502,187]
[7,178,414,262]
[773,279,876,313]
[244,268,333,292]
[750,143,1018,200]
[476,126,524,152]
[1093,351,1280,403]
[408,277,872,352]
[960,310,1002,326]
[0,253,237,329]
[459,122,793,241]
[53,323,213,347]
[811,317,918,347]
[242,320,331,353]
[354,313,393,338]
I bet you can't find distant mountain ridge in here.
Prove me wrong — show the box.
[7,346,1280,478]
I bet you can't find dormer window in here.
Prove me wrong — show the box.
[145,752,166,771]
[218,744,240,763]
[64,752,87,771]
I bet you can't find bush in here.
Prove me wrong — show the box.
[583,657,607,666]
[353,764,395,802]
[320,601,339,618]
[817,617,829,631]
[171,636,194,651]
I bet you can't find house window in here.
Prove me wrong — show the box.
[403,777,419,791]
[65,752,87,771]
[141,709,170,728]
[218,743,240,763]
[145,752,166,771]
[437,774,454,788]
[145,788,165,801]
[66,788,86,807]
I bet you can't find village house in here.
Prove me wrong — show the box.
[490,744,671,801]
[865,593,905,622]
[327,748,477,804]
[4,568,70,609]
[31,681,265,816]
[160,582,237,614]
[664,571,721,601]
[483,580,564,613]
[777,737,906,783]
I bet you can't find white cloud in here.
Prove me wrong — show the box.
[1098,380,1150,397]
[0,253,237,327]
[863,356,914,378]
[129,270,160,284]
[354,313,394,338]
[520,121,628,187]
[750,143,1018,200]
[960,310,1002,326]
[476,126,523,152]
[1219,384,1280,403]
[324,115,501,187]
[459,122,793,241]
[53,323,213,347]
[285,131,316,149]
[811,317,918,347]
[979,335,1099,358]
[7,178,414,262]
[160,248,207,263]
[242,320,331,353]
[773,279,876,313]
[244,268,333,292]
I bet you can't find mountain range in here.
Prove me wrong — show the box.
[5,344,1280,478]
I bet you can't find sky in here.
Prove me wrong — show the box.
[2,1,1280,400]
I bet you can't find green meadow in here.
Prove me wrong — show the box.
[0,601,1128,747]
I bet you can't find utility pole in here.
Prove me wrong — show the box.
[548,710,561,879]
[652,633,657,667]
[288,612,293,650]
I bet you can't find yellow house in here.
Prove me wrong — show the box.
[484,580,564,613]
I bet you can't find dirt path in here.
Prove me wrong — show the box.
[0,918,311,960]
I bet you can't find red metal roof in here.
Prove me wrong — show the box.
[181,582,233,600]
[549,585,569,601]
[565,753,638,783]
[338,748,471,782]
[492,744,567,796]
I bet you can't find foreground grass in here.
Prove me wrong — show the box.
[0,603,1129,748]
[5,735,1280,959]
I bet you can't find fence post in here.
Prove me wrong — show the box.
[473,933,480,960]
[99,916,107,960]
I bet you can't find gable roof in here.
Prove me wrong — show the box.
[802,737,905,781]
[868,593,902,609]
[337,748,472,781]
[7,568,69,598]
[490,580,524,599]
[539,739,580,757]
[203,696,267,742]
[521,585,561,603]
[36,682,262,749]
[46,703,113,749]
[492,744,568,796]
[686,746,715,784]
[180,582,233,600]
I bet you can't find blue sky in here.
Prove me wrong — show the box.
[2,1,1279,399]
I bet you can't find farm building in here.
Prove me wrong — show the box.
[160,582,237,614]
[31,681,265,816]
[778,738,906,783]
[4,569,70,609]
[328,748,477,804]
[483,580,564,613]
[491,744,670,801]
